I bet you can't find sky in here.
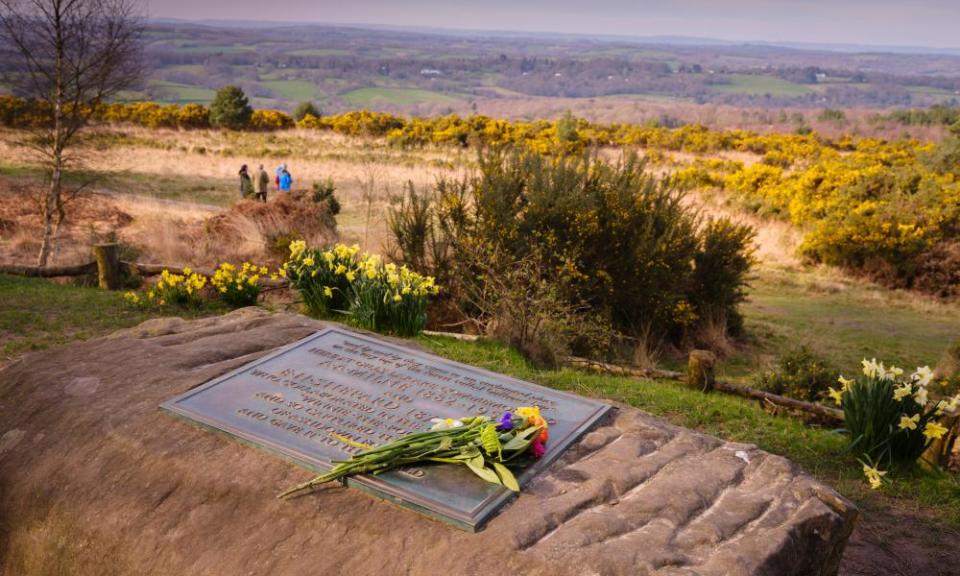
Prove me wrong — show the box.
[147,0,960,50]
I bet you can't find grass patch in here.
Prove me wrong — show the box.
[262,80,323,102]
[341,87,462,106]
[711,74,816,97]
[417,334,960,526]
[149,80,217,104]
[0,275,219,361]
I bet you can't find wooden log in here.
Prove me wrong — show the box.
[687,350,717,392]
[0,261,97,278]
[714,381,844,423]
[93,244,122,290]
[563,354,843,423]
[422,330,480,342]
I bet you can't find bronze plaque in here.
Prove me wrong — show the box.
[161,327,611,531]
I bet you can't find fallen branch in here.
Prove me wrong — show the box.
[0,261,96,277]
[422,330,480,342]
[563,355,843,424]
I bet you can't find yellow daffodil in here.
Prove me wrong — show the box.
[838,376,854,392]
[893,384,912,402]
[898,413,920,431]
[302,257,315,267]
[862,463,886,490]
[827,387,843,406]
[345,270,356,282]
[923,421,949,441]
[323,286,333,298]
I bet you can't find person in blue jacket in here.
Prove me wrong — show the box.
[279,167,293,193]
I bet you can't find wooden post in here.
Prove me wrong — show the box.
[93,243,121,290]
[687,350,717,392]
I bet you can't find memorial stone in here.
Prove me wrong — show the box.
[161,326,611,531]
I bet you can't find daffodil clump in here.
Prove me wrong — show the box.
[350,256,439,337]
[278,406,548,499]
[281,241,439,336]
[831,359,959,490]
[210,262,268,307]
[281,240,361,316]
[124,267,208,308]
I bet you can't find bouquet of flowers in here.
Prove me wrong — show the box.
[278,406,548,499]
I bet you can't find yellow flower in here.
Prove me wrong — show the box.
[183,266,192,276]
[827,387,843,406]
[893,384,912,402]
[323,286,333,298]
[302,257,315,267]
[898,413,920,431]
[923,421,949,441]
[837,376,855,392]
[345,270,356,282]
[393,293,402,302]
[335,264,347,275]
[515,406,541,422]
[862,463,886,490]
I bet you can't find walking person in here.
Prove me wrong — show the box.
[256,164,269,202]
[275,163,285,193]
[279,165,293,193]
[238,164,254,199]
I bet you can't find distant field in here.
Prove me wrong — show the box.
[149,80,216,104]
[261,79,324,101]
[170,44,256,54]
[711,74,816,97]
[341,87,463,106]
[288,48,351,57]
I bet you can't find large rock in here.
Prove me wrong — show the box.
[0,309,856,575]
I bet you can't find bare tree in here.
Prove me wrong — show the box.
[0,0,143,266]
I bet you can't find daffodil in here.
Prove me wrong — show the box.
[827,387,844,406]
[429,417,464,431]
[923,421,949,441]
[914,387,929,407]
[893,384,912,402]
[323,286,333,298]
[862,463,886,490]
[898,413,920,431]
[862,358,880,379]
[912,366,934,387]
[838,376,855,392]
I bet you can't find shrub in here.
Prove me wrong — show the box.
[756,346,839,402]
[293,101,321,122]
[833,360,960,487]
[209,85,253,130]
[210,262,268,307]
[311,179,341,215]
[176,104,210,129]
[388,149,755,361]
[249,109,294,131]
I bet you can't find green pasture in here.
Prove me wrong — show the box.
[340,87,463,106]
[710,74,816,97]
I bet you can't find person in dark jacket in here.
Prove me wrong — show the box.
[256,164,269,202]
[239,164,254,199]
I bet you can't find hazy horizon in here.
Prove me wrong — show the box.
[147,0,960,51]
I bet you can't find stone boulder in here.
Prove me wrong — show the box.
[0,309,856,576]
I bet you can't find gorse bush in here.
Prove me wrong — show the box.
[388,149,754,360]
[831,360,960,489]
[281,241,439,336]
[756,346,839,403]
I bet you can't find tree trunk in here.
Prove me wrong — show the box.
[687,350,717,392]
[36,163,62,267]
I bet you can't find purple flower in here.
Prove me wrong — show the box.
[531,438,546,459]
[497,411,514,431]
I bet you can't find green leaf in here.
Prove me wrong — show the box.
[492,462,520,492]
[465,454,502,485]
